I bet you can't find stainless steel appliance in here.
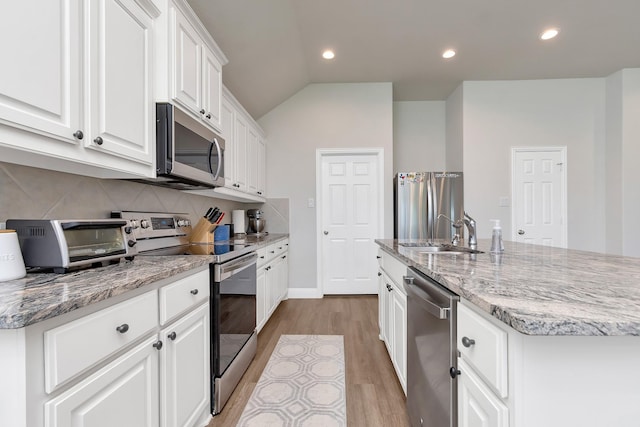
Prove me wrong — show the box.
[111,211,257,415]
[405,267,459,427]
[394,172,464,241]
[136,103,225,190]
[246,209,266,235]
[6,219,134,273]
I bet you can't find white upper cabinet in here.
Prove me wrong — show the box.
[167,0,225,133]
[86,0,155,165]
[0,0,158,178]
[0,1,81,143]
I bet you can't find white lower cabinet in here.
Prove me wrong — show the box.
[377,249,407,394]
[0,267,211,427]
[256,239,289,333]
[44,336,160,427]
[458,358,509,427]
[160,303,210,427]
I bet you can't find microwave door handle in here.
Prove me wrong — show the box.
[210,138,222,180]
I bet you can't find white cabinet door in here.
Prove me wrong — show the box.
[247,127,259,195]
[256,268,267,332]
[458,358,509,427]
[0,1,81,143]
[45,337,160,427]
[173,9,201,115]
[378,269,386,337]
[279,252,289,301]
[221,96,236,188]
[257,137,266,197]
[392,286,407,390]
[381,273,393,353]
[160,303,210,427]
[202,47,222,131]
[86,0,153,165]
[234,114,248,192]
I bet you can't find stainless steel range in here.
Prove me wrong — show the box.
[112,211,258,415]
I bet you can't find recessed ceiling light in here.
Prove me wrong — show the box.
[540,28,559,40]
[442,49,456,59]
[322,50,335,60]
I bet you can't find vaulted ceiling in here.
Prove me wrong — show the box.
[188,0,640,119]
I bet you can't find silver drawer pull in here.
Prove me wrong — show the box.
[462,336,476,347]
[116,324,129,334]
[168,331,177,341]
[190,289,199,295]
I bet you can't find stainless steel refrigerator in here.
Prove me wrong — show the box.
[394,172,464,241]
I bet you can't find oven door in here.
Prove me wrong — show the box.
[212,252,257,377]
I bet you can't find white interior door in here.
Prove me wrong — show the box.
[320,152,381,294]
[512,147,567,247]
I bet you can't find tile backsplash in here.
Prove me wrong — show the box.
[0,162,289,234]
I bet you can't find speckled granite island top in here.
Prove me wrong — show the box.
[376,239,640,336]
[0,234,288,329]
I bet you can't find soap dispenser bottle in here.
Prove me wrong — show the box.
[490,219,505,253]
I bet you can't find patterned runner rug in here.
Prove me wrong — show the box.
[237,335,346,427]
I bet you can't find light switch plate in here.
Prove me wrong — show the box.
[499,197,510,207]
[0,222,5,230]
[307,198,315,208]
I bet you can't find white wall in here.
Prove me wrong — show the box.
[605,71,624,254]
[393,101,446,172]
[259,83,394,291]
[619,69,640,256]
[460,78,608,252]
[445,84,464,171]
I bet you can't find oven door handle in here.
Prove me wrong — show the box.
[216,252,258,281]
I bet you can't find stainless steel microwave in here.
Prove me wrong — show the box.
[143,103,225,190]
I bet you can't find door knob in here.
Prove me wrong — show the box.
[518,229,525,235]
[323,231,328,235]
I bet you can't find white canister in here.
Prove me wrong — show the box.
[231,210,246,235]
[0,229,27,281]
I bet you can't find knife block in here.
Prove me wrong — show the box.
[190,218,216,244]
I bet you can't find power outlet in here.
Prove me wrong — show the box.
[0,222,5,230]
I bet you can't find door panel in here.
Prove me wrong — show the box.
[512,148,566,247]
[321,153,380,294]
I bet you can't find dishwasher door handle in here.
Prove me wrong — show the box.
[404,279,450,320]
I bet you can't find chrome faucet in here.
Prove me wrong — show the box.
[437,214,464,245]
[437,212,477,249]
[463,212,477,249]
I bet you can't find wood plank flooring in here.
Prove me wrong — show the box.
[207,296,410,427]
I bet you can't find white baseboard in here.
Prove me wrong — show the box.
[287,287,323,299]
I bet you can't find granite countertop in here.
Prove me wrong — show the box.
[376,238,640,337]
[0,234,288,329]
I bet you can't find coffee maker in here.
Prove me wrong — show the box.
[247,209,266,235]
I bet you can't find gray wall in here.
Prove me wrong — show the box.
[259,82,394,294]
[393,101,446,172]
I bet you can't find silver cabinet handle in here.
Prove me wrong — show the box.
[167,331,177,341]
[73,130,84,140]
[153,340,163,350]
[94,136,103,145]
[462,336,476,347]
[323,231,328,235]
[518,229,525,235]
[116,324,129,333]
[190,289,199,295]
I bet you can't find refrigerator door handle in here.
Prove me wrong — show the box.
[427,174,434,241]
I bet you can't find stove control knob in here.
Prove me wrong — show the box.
[130,220,139,229]
[128,240,137,248]
[140,220,150,229]
[177,219,188,227]
[124,226,133,234]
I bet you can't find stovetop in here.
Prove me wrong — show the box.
[111,211,256,264]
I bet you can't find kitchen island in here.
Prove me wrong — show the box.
[376,238,640,427]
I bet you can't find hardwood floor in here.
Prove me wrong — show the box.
[207,296,410,427]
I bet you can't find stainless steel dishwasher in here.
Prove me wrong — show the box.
[404,267,459,427]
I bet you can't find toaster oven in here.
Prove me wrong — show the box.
[6,219,135,273]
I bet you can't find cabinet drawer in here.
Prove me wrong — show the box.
[159,269,210,325]
[256,246,268,267]
[44,290,158,393]
[381,251,407,295]
[458,303,508,398]
[273,239,288,256]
